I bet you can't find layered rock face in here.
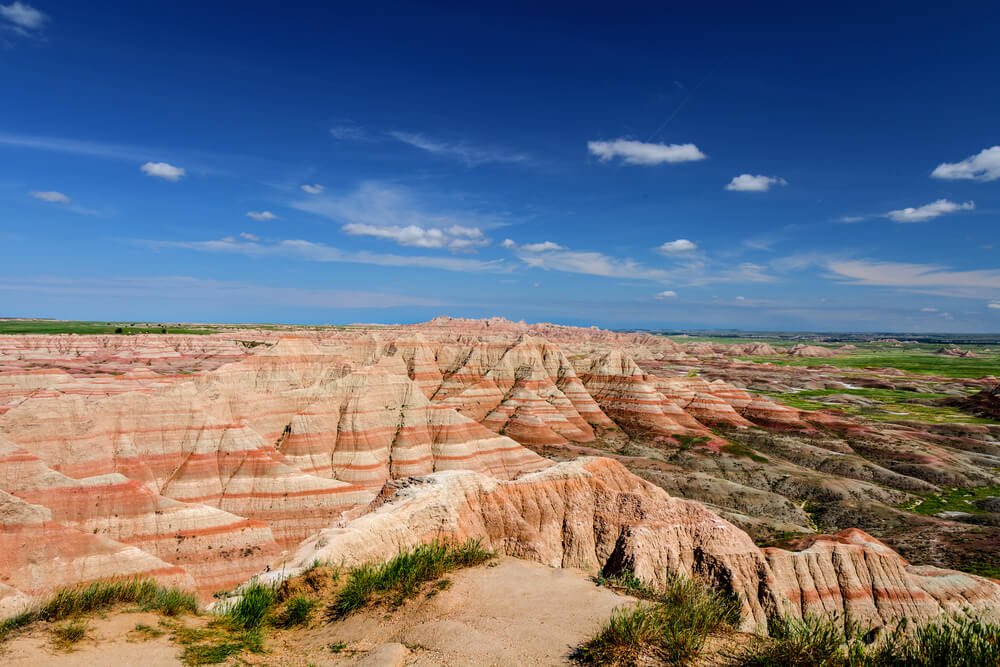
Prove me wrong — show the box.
[2,319,998,634]
[285,457,1000,632]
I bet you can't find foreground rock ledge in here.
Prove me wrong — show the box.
[285,456,1000,632]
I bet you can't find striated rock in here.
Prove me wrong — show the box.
[285,458,1000,632]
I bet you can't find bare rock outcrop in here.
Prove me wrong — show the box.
[286,457,1000,632]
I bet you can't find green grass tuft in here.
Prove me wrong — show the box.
[328,539,493,619]
[0,578,196,645]
[272,595,317,628]
[579,573,742,666]
[50,620,88,649]
[731,615,844,666]
[224,582,276,630]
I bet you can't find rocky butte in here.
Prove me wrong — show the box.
[1,318,999,655]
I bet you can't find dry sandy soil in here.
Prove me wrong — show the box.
[0,558,636,666]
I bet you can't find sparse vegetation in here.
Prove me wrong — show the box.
[579,572,741,666]
[0,579,197,644]
[721,442,769,463]
[731,615,844,666]
[50,620,88,649]
[758,387,998,424]
[328,539,493,619]
[223,582,276,630]
[905,484,1000,516]
[731,614,1000,667]
[272,595,317,628]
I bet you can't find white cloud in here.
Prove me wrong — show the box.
[932,146,1000,182]
[141,161,185,181]
[389,131,530,166]
[654,290,678,299]
[145,236,503,273]
[513,242,671,281]
[885,198,974,223]
[519,241,564,252]
[656,239,698,255]
[300,183,324,194]
[989,302,1000,310]
[725,174,787,192]
[826,259,1000,297]
[246,210,278,222]
[920,307,938,313]
[239,232,259,241]
[1,2,47,33]
[29,190,70,204]
[292,182,506,243]
[587,138,706,165]
[342,223,488,251]
[838,215,866,223]
[501,238,516,249]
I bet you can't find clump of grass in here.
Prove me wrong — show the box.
[850,616,1000,667]
[169,621,265,666]
[224,582,276,630]
[328,539,493,619]
[131,623,166,639]
[731,615,844,666]
[271,595,316,628]
[579,573,742,666]
[50,620,88,649]
[328,640,348,653]
[732,614,1000,667]
[0,579,197,644]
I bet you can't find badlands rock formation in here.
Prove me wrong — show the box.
[1,319,998,634]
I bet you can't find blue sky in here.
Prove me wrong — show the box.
[2,1,999,331]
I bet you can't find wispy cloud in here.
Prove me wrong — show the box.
[501,237,774,286]
[145,236,505,273]
[329,123,371,141]
[513,243,671,281]
[588,138,706,165]
[656,239,698,255]
[932,146,1000,182]
[29,190,70,204]
[27,189,100,216]
[0,131,152,162]
[292,181,508,245]
[988,302,1000,310]
[0,275,441,309]
[825,259,1000,298]
[1,2,47,37]
[300,183,324,194]
[654,290,678,299]
[0,131,270,177]
[725,174,787,192]
[342,222,488,251]
[246,210,278,222]
[388,130,531,167]
[885,198,974,223]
